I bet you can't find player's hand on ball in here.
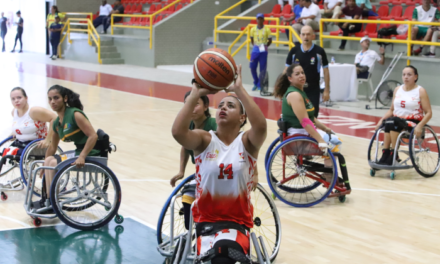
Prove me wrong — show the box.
[192,80,217,96]
[225,64,242,93]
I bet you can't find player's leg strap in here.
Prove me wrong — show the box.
[196,221,249,237]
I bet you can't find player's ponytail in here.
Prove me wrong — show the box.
[274,64,301,99]
[48,85,84,110]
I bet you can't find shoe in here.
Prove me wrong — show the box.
[384,150,398,166]
[19,50,22,53]
[51,56,56,60]
[257,86,261,91]
[413,47,422,56]
[11,50,15,53]
[337,46,345,51]
[422,52,436,58]
[31,199,54,214]
[378,149,390,164]
[252,85,258,91]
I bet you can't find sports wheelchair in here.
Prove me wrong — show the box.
[368,124,440,180]
[265,119,351,207]
[23,129,124,230]
[157,175,281,263]
[0,136,63,201]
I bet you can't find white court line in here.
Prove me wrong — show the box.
[0,216,30,229]
[125,216,157,230]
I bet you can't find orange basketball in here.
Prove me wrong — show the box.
[193,48,237,90]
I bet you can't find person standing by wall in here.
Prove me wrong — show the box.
[49,16,63,60]
[46,6,66,57]
[1,12,9,52]
[250,13,272,91]
[284,26,330,117]
[11,11,23,53]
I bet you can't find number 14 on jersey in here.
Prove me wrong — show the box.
[218,163,233,180]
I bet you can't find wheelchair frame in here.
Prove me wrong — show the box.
[368,125,440,180]
[157,201,274,264]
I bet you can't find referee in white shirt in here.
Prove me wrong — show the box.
[355,36,385,79]
[93,0,113,30]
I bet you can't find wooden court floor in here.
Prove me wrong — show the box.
[1,75,440,263]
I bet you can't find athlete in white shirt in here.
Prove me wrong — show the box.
[355,36,385,79]
[375,66,432,165]
[172,65,267,264]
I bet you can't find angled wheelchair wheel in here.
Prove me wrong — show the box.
[266,136,338,207]
[409,125,440,177]
[250,184,281,264]
[265,137,280,169]
[367,129,385,164]
[20,139,63,197]
[157,174,195,245]
[50,160,121,231]
[0,137,22,193]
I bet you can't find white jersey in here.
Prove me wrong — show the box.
[192,131,257,228]
[12,107,47,142]
[393,85,424,121]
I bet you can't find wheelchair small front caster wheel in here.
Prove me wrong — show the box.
[370,169,376,177]
[33,217,42,227]
[114,214,124,224]
[390,172,395,180]
[365,105,371,110]
[336,190,346,203]
[115,225,124,234]
[1,192,7,201]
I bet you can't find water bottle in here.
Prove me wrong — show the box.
[331,57,335,64]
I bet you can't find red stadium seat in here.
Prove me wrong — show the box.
[404,0,416,5]
[134,4,143,13]
[368,23,390,38]
[265,4,282,17]
[147,4,157,14]
[125,5,133,14]
[123,17,136,25]
[382,5,402,20]
[369,5,389,20]
[274,4,292,18]
[163,5,175,15]
[154,15,162,24]
[355,23,377,37]
[175,3,183,11]
[330,28,343,35]
[395,6,415,21]
[318,4,324,9]
[379,0,392,4]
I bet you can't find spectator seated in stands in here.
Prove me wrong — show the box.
[356,0,377,18]
[284,0,304,41]
[278,0,294,7]
[104,0,125,34]
[321,0,343,20]
[337,0,363,51]
[411,0,440,57]
[293,0,321,35]
[355,36,385,79]
[93,0,113,31]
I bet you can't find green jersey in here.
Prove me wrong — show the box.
[186,117,217,164]
[282,86,315,129]
[53,107,100,156]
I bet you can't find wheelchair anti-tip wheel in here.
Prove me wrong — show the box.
[50,159,122,231]
[409,125,440,177]
[266,136,338,207]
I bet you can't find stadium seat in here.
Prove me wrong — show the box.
[123,17,137,25]
[274,4,292,18]
[330,29,343,35]
[395,6,415,21]
[176,3,183,11]
[318,4,324,9]
[379,0,391,4]
[125,5,133,14]
[355,23,377,37]
[382,5,402,20]
[369,5,389,20]
[147,4,157,14]
[268,20,282,33]
[265,4,282,17]
[368,23,390,38]
[134,4,143,13]
[163,5,175,15]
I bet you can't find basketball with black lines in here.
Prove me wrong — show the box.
[193,48,237,90]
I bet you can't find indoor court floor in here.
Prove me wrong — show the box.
[0,53,439,264]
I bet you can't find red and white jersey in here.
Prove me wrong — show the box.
[192,131,257,229]
[12,107,47,142]
[393,85,424,121]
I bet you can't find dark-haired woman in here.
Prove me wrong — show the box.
[7,87,56,153]
[274,64,342,153]
[375,66,432,165]
[170,91,217,229]
[41,85,99,205]
[172,65,266,264]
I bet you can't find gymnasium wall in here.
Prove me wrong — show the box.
[56,0,102,13]
[153,0,240,66]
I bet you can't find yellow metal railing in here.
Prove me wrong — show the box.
[111,0,193,49]
[215,0,280,48]
[228,24,300,60]
[320,18,440,65]
[59,17,102,64]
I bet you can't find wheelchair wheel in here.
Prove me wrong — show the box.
[0,137,22,196]
[265,137,280,168]
[266,136,338,207]
[157,175,195,245]
[367,129,385,164]
[50,160,121,231]
[250,184,281,263]
[20,139,63,197]
[409,125,440,177]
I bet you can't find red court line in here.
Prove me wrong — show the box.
[12,61,440,140]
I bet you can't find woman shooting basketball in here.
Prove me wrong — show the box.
[171,64,267,263]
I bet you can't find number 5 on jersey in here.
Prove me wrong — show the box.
[218,163,233,180]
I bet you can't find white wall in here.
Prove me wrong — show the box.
[19,0,47,53]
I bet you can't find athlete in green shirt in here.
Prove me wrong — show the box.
[43,85,99,202]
